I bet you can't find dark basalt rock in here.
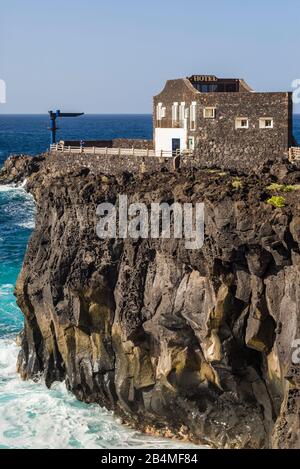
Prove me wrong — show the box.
[0,154,45,184]
[2,154,300,449]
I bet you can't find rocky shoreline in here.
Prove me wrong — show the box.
[1,154,300,449]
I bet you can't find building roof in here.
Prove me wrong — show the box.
[187,75,253,92]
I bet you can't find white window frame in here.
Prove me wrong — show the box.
[179,102,185,124]
[259,117,274,129]
[235,117,249,129]
[203,107,216,119]
[156,103,166,126]
[190,102,197,130]
[156,103,163,121]
[172,102,178,125]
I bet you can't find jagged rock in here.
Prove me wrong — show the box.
[0,154,44,184]
[290,217,300,245]
[3,154,299,449]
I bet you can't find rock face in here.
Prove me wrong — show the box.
[3,155,300,449]
[0,154,44,184]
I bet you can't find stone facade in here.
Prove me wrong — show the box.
[153,77,293,171]
[112,138,153,149]
[45,152,171,176]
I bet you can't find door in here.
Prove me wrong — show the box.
[172,138,181,156]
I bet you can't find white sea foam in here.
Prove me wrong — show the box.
[16,221,35,230]
[0,338,203,449]
[20,179,27,188]
[0,184,19,193]
[0,284,14,296]
[0,182,31,197]
[0,182,35,230]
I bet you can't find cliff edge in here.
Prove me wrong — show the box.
[1,154,300,448]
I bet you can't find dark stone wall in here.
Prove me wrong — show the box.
[194,92,292,171]
[46,152,171,175]
[153,79,293,172]
[112,138,154,149]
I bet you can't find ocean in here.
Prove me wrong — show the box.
[0,113,299,449]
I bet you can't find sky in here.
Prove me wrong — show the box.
[0,0,300,114]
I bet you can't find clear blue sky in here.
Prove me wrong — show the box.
[1,0,299,113]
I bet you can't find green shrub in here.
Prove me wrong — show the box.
[101,175,110,184]
[285,184,300,191]
[266,196,286,208]
[267,183,300,192]
[266,183,284,192]
[232,179,243,189]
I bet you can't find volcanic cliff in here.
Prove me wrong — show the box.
[1,154,300,449]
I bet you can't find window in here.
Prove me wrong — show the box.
[172,102,178,125]
[225,84,238,92]
[209,84,218,92]
[203,107,216,119]
[156,103,162,121]
[188,136,195,151]
[190,102,196,130]
[156,103,166,123]
[179,102,185,123]
[259,117,274,129]
[235,117,249,129]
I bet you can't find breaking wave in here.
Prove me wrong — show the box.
[0,338,201,449]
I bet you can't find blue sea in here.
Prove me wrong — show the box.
[0,113,299,449]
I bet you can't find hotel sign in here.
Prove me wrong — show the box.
[190,75,218,82]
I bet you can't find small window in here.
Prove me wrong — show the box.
[156,103,162,121]
[235,117,249,129]
[172,102,178,125]
[156,103,166,120]
[190,102,197,130]
[203,107,216,119]
[259,118,273,129]
[179,102,185,123]
[188,136,195,151]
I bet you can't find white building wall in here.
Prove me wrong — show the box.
[154,128,187,154]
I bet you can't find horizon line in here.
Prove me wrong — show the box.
[0,112,299,117]
[0,112,153,116]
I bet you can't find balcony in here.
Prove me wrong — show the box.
[155,118,185,128]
